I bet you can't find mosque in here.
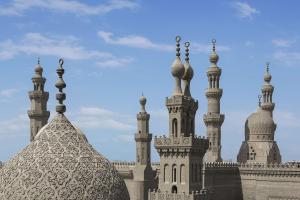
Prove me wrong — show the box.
[0,36,299,200]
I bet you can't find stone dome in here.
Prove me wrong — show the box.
[0,113,129,200]
[209,51,219,64]
[182,62,194,81]
[246,108,276,135]
[171,57,185,78]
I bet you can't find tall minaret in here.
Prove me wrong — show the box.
[261,62,275,117]
[28,59,50,141]
[203,39,225,162]
[133,94,153,200]
[135,94,152,166]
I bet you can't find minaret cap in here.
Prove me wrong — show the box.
[264,62,272,83]
[139,93,147,113]
[209,39,219,65]
[55,58,66,114]
[171,36,185,78]
[34,58,43,77]
[182,41,194,81]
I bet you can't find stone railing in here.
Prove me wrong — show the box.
[148,190,207,200]
[204,162,239,168]
[111,161,136,170]
[154,135,208,148]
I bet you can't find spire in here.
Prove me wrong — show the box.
[28,58,50,141]
[139,93,147,113]
[55,58,66,114]
[261,62,275,116]
[182,41,194,97]
[171,36,185,96]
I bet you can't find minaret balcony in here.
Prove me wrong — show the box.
[165,95,198,106]
[27,110,50,118]
[203,113,224,125]
[135,133,152,142]
[205,88,222,98]
[28,91,49,99]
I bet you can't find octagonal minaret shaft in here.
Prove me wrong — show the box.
[261,62,275,117]
[203,39,224,162]
[135,94,152,165]
[28,59,50,141]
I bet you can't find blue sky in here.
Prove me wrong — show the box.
[0,0,300,162]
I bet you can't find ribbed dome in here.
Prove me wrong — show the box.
[0,113,129,200]
[246,108,276,135]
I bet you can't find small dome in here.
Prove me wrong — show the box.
[246,108,276,135]
[140,95,146,105]
[171,57,185,78]
[0,113,129,200]
[35,63,43,76]
[182,62,194,81]
[264,73,272,83]
[209,51,219,64]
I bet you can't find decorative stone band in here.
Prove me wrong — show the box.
[137,113,150,120]
[148,190,208,200]
[27,110,50,118]
[205,88,223,98]
[111,161,160,170]
[203,113,224,125]
[28,91,49,99]
[166,95,198,107]
[135,133,152,142]
[154,135,208,147]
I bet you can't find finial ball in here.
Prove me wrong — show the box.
[175,36,181,43]
[185,41,190,48]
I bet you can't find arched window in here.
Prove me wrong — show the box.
[164,164,169,182]
[172,164,177,183]
[172,185,177,194]
[180,164,185,183]
[172,118,178,137]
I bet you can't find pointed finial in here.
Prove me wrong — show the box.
[55,58,66,114]
[258,95,262,107]
[175,36,181,57]
[185,42,190,62]
[212,39,217,52]
[266,62,270,73]
[37,57,40,65]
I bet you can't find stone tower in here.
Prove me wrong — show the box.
[237,63,281,164]
[153,37,208,196]
[203,40,224,162]
[28,59,50,141]
[133,94,153,200]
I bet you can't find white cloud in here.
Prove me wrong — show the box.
[96,57,134,68]
[0,114,28,135]
[233,2,259,19]
[0,0,138,16]
[98,31,173,51]
[272,39,295,47]
[192,42,231,53]
[73,107,135,131]
[0,88,18,98]
[273,51,300,65]
[0,32,112,60]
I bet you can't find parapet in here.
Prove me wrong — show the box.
[148,189,208,200]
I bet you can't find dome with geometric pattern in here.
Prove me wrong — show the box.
[0,113,130,200]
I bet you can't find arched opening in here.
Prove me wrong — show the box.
[164,164,169,182]
[180,164,185,183]
[172,118,178,137]
[171,185,177,194]
[172,164,177,183]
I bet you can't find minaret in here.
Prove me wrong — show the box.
[203,39,225,162]
[154,36,208,195]
[133,94,153,200]
[28,59,50,141]
[261,62,275,117]
[135,94,152,166]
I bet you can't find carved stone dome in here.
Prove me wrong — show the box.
[171,57,185,78]
[0,113,129,200]
[246,108,276,135]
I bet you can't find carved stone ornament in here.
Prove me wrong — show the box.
[0,113,129,200]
